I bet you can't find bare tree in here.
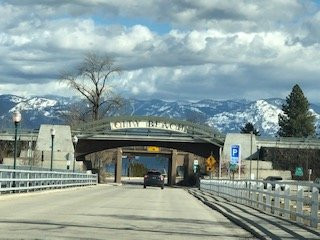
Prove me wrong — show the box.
[31,150,43,167]
[88,150,115,169]
[60,52,123,121]
[86,150,116,183]
[61,100,90,127]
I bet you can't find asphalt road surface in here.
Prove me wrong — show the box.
[0,185,254,239]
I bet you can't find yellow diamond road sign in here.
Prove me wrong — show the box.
[147,146,160,152]
[206,156,216,167]
[206,156,216,172]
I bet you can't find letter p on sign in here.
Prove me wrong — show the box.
[232,148,238,157]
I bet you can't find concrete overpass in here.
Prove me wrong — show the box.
[72,116,225,185]
[2,116,320,183]
[0,129,38,141]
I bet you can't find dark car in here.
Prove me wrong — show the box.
[144,170,164,189]
[264,176,283,190]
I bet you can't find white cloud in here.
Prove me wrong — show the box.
[0,81,72,97]
[0,0,319,103]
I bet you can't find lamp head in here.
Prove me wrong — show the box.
[12,110,21,123]
[72,135,78,144]
[50,128,56,136]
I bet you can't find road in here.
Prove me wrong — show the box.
[0,185,254,239]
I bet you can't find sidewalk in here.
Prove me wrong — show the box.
[188,188,320,240]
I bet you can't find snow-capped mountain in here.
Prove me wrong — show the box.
[207,99,283,136]
[124,98,320,136]
[0,94,319,136]
[0,94,73,129]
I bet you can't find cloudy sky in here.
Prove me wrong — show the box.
[0,0,320,103]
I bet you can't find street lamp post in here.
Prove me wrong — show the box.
[50,128,55,171]
[72,136,78,172]
[12,110,21,188]
[12,110,22,170]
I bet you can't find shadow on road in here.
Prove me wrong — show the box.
[0,219,244,239]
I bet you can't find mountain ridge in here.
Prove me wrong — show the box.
[0,94,319,136]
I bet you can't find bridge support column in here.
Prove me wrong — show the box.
[115,148,122,183]
[184,153,194,184]
[168,149,177,186]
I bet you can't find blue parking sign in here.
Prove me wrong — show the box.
[231,145,240,165]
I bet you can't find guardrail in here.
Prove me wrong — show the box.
[0,169,98,194]
[200,179,319,228]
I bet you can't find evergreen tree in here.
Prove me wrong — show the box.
[278,84,315,137]
[240,122,260,136]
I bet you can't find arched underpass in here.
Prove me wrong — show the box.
[105,148,171,185]
[72,116,224,185]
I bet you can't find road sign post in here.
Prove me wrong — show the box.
[308,169,312,182]
[230,145,241,179]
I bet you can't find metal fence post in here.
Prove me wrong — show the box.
[235,182,239,203]
[266,183,272,213]
[284,185,290,219]
[251,182,256,207]
[274,184,281,216]
[242,182,246,204]
[258,182,264,210]
[310,187,319,228]
[10,172,14,190]
[296,186,303,224]
[27,172,30,192]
